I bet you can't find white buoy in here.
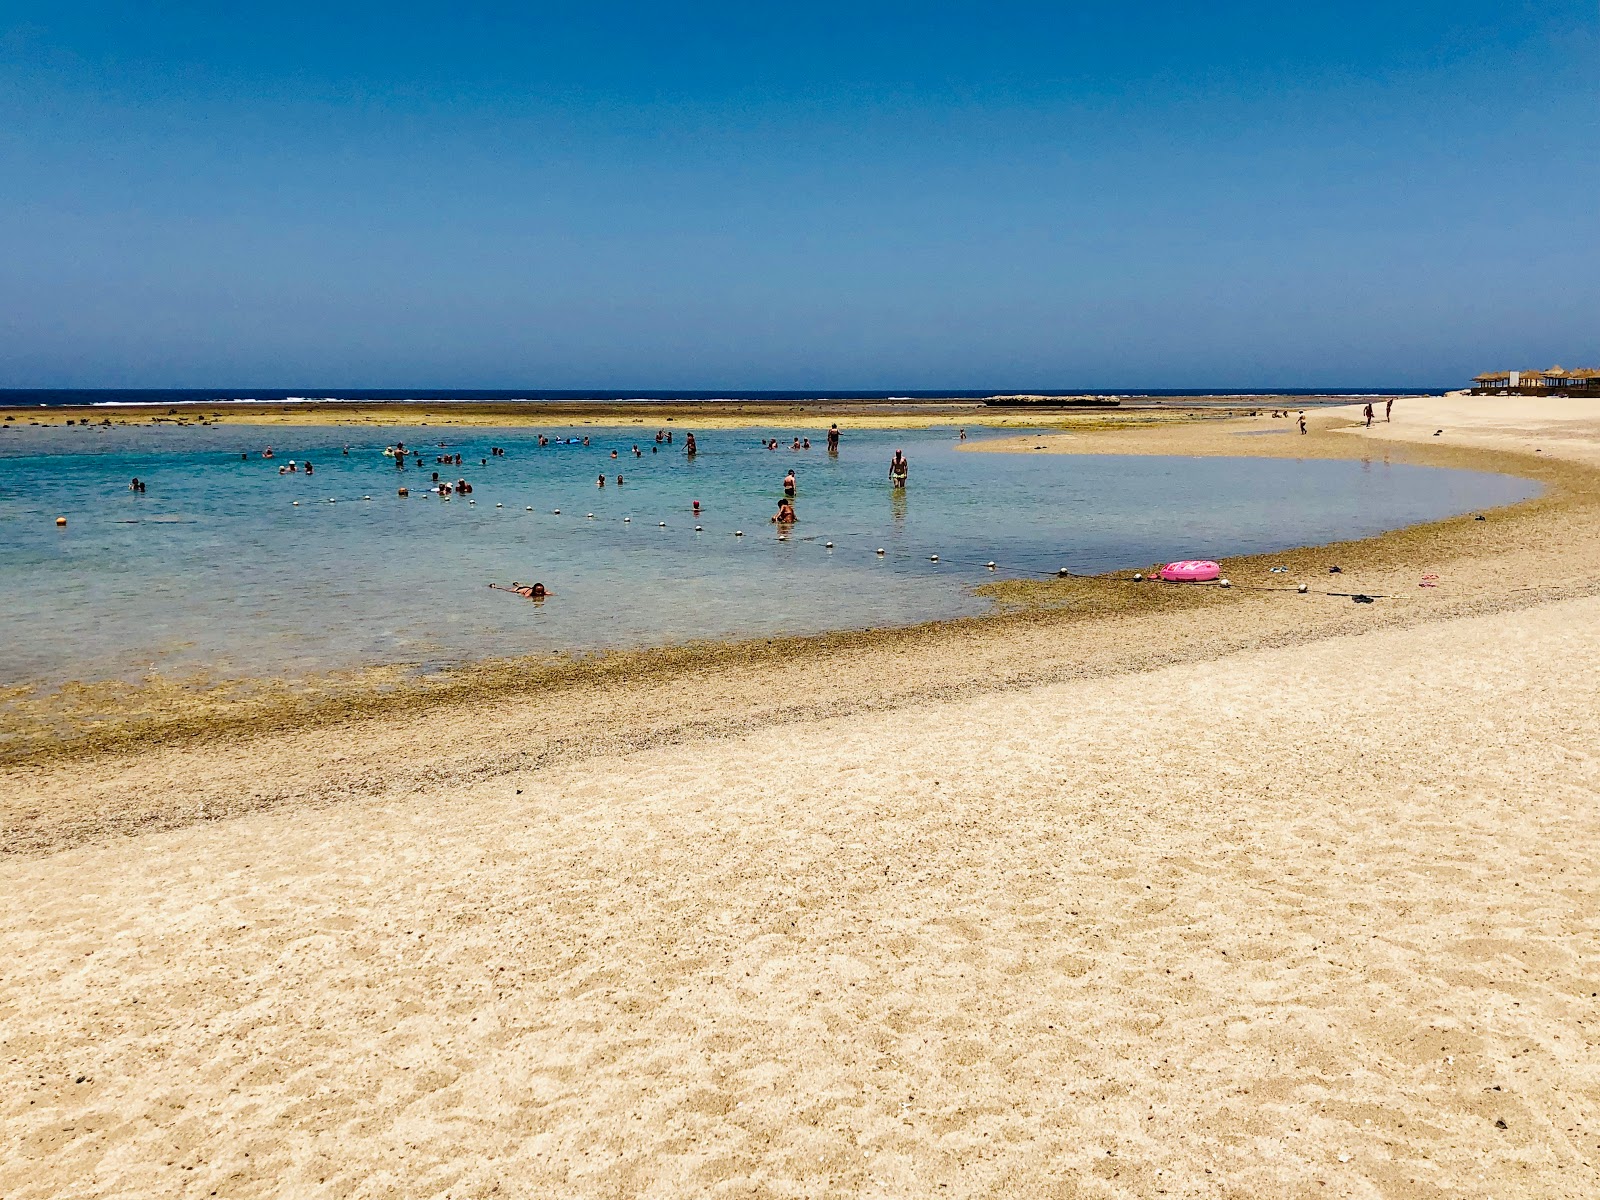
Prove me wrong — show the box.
[987,561,997,569]
[468,499,475,505]
[876,547,885,556]
[1133,572,1143,581]
[526,506,533,511]
[55,515,67,526]
[825,541,834,548]
[1219,578,1231,588]
[658,521,666,527]
[292,501,299,506]
[587,512,595,518]
[1297,582,1309,593]
[1057,567,1070,576]
[623,516,630,522]
[735,530,744,536]
[363,495,371,500]
[553,508,560,514]
[695,525,703,531]
[496,502,503,508]
[931,555,940,562]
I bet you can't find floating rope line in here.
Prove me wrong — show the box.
[453,495,1600,609]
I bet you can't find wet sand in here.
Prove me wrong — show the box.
[3,397,1599,1198]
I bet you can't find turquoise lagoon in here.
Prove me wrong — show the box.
[0,424,1535,686]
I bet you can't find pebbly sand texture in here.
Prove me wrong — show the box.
[3,397,1600,1198]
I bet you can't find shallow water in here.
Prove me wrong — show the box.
[0,423,1534,686]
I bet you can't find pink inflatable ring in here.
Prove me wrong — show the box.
[1160,559,1221,583]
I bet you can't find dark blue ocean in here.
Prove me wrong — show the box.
[0,387,1437,408]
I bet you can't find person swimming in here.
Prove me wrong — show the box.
[491,581,549,599]
[597,473,606,487]
[772,497,797,524]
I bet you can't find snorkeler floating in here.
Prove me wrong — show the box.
[489,581,548,599]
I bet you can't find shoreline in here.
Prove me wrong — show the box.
[0,394,1427,431]
[6,396,1600,1197]
[5,399,1597,852]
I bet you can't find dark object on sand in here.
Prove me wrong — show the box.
[982,395,1121,409]
[1351,594,1375,604]
[1328,565,1342,574]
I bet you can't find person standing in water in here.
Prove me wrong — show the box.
[783,469,796,496]
[826,423,840,452]
[685,432,697,457]
[888,449,909,488]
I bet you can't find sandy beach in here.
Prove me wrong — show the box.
[4,396,1599,1198]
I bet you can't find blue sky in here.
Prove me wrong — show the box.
[1,2,1596,389]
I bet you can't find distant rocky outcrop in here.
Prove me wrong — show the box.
[981,394,1122,408]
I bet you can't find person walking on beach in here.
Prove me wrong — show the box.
[1386,397,1394,422]
[1363,402,1374,428]
[1298,413,1307,435]
[889,449,909,488]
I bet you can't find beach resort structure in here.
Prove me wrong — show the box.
[1471,364,1600,395]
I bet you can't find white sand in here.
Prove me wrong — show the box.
[5,604,1599,1197]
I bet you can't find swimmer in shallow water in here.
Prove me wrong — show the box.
[783,470,796,496]
[772,497,797,524]
[488,581,547,598]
